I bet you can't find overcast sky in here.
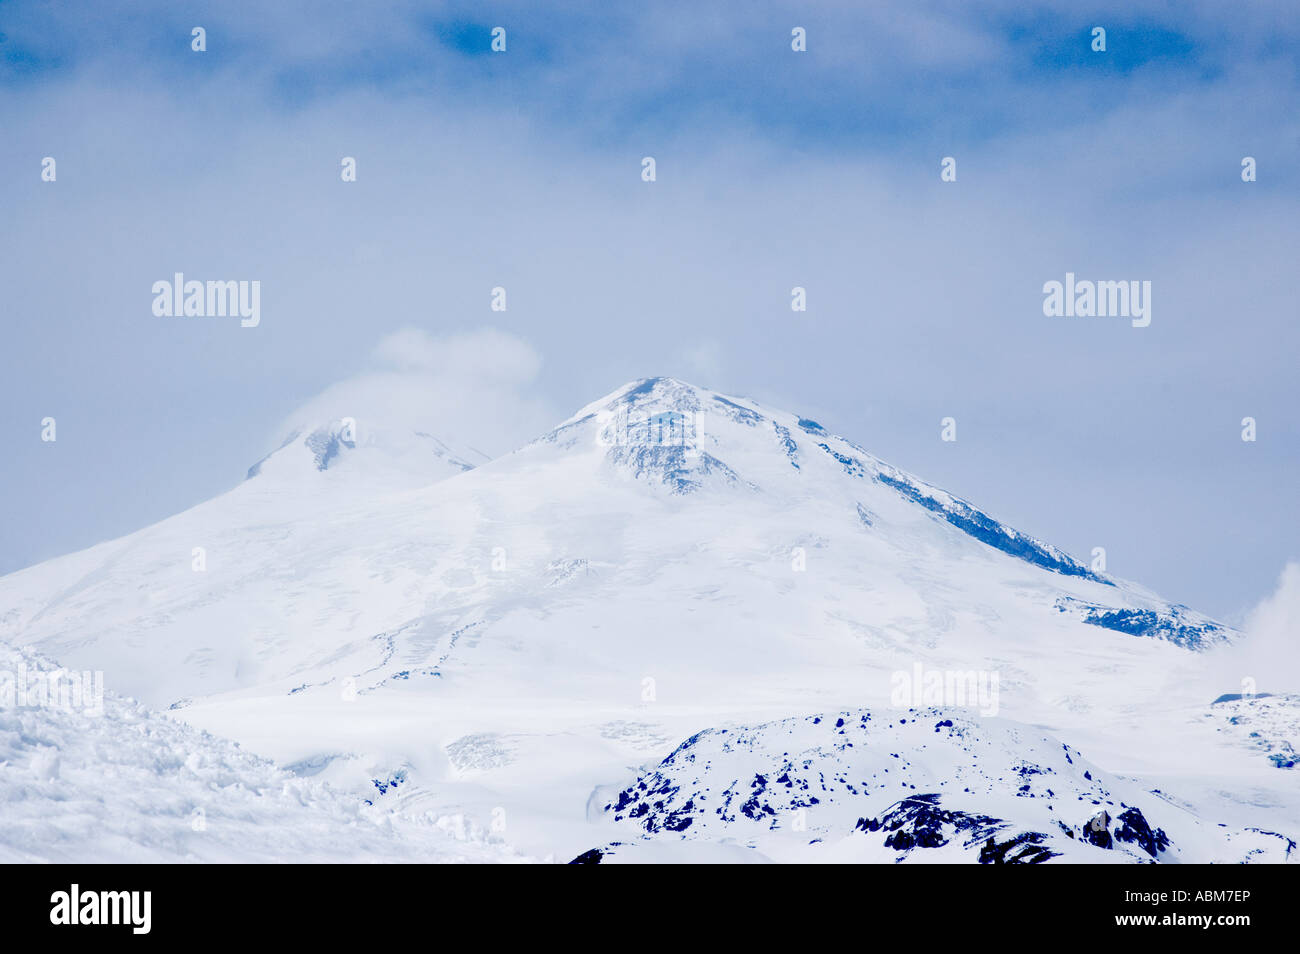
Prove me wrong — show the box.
[1,0,1296,622]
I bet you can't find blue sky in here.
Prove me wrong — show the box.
[0,0,1297,620]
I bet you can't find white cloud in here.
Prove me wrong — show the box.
[370,327,541,384]
[279,328,554,458]
[1227,562,1300,693]
[678,340,724,387]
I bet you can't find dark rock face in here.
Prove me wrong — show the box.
[855,793,1059,863]
[1080,807,1170,859]
[1113,808,1171,858]
[979,833,1057,865]
[568,848,604,864]
[1082,810,1113,849]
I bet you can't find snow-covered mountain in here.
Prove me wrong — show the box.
[0,377,1292,863]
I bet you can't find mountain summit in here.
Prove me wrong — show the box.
[245,418,488,489]
[538,376,1225,643]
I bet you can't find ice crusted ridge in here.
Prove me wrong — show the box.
[520,376,1238,650]
[1055,597,1233,650]
[538,377,1134,589]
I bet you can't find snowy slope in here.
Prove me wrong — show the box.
[0,416,486,706]
[1202,692,1300,770]
[0,376,1292,863]
[0,643,521,863]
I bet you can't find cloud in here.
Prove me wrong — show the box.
[278,328,555,458]
[677,340,724,387]
[1238,562,1300,692]
[7,1,1297,151]
[1215,562,1300,694]
[370,326,541,383]
[0,0,1295,616]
